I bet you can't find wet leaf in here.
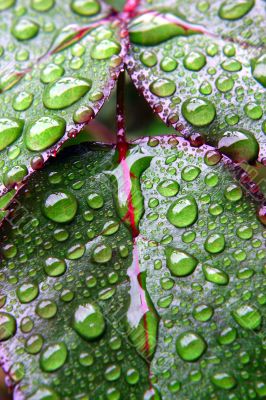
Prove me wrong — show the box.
[0,0,125,204]
[0,137,265,399]
[126,0,266,164]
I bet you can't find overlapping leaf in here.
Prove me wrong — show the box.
[126,0,266,164]
[0,138,265,399]
[0,0,125,203]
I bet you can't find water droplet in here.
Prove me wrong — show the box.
[223,44,236,57]
[16,282,39,303]
[193,304,213,322]
[71,0,100,16]
[0,312,16,341]
[43,77,91,110]
[251,54,266,88]
[40,63,64,84]
[232,304,262,329]
[184,51,206,71]
[215,75,234,92]
[224,184,243,201]
[217,129,259,163]
[203,265,229,285]
[165,247,198,276]
[36,300,57,319]
[221,58,242,72]
[92,244,112,263]
[40,342,68,372]
[126,368,140,385]
[211,372,236,390]
[13,91,33,111]
[102,220,119,236]
[181,165,201,181]
[176,331,207,361]
[219,0,254,20]
[150,78,176,97]
[44,257,66,277]
[140,51,157,67]
[66,243,85,259]
[129,12,203,46]
[31,0,55,11]
[157,179,179,197]
[25,116,66,151]
[218,326,237,345]
[42,191,78,223]
[28,386,60,400]
[199,80,212,95]
[25,334,44,354]
[9,362,25,382]
[11,18,39,41]
[204,233,225,254]
[160,57,177,72]
[73,105,94,123]
[0,0,15,11]
[182,97,216,127]
[3,165,28,187]
[104,364,121,381]
[244,102,263,120]
[0,117,24,151]
[73,303,105,340]
[87,192,104,209]
[167,195,198,228]
[91,39,121,60]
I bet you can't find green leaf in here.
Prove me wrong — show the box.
[126,0,266,166]
[0,0,125,204]
[0,137,265,399]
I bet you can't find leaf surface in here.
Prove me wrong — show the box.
[0,137,265,399]
[126,0,266,164]
[0,0,125,204]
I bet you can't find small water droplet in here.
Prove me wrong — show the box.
[73,303,105,340]
[232,304,262,329]
[40,342,68,372]
[91,39,121,60]
[176,331,207,361]
[167,195,198,228]
[219,0,254,20]
[0,117,24,151]
[165,247,198,276]
[182,97,216,127]
[0,312,16,341]
[11,18,39,41]
[71,0,100,16]
[150,78,176,97]
[25,116,66,151]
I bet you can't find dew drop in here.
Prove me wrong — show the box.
[40,342,68,372]
[40,63,65,84]
[251,54,266,88]
[43,77,91,109]
[42,191,78,223]
[0,0,15,11]
[203,265,229,285]
[193,304,213,322]
[0,312,16,341]
[0,117,24,151]
[211,372,237,389]
[150,78,176,97]
[167,195,198,228]
[13,91,33,111]
[221,58,242,72]
[157,179,179,197]
[232,304,262,330]
[182,97,216,127]
[3,165,28,187]
[92,244,112,264]
[204,233,225,254]
[25,334,44,354]
[28,386,60,400]
[184,51,206,71]
[217,129,259,163]
[219,0,254,20]
[218,326,237,345]
[176,331,207,362]
[16,282,39,303]
[165,247,198,277]
[44,257,66,277]
[11,19,39,41]
[25,116,66,151]
[31,0,55,11]
[91,39,121,60]
[73,303,105,340]
[36,300,57,319]
[71,0,100,16]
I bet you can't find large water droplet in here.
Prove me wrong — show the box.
[92,244,112,264]
[193,304,213,322]
[40,343,68,372]
[150,78,176,97]
[184,51,206,71]
[11,19,39,41]
[3,165,28,187]
[202,265,229,285]
[44,257,66,277]
[167,195,198,228]
[43,77,91,109]
[16,282,39,303]
[165,247,198,276]
[91,39,121,60]
[42,190,78,223]
[232,304,262,329]
[0,117,24,151]
[204,233,225,254]
[71,0,100,16]
[219,0,254,20]
[40,63,64,84]
[0,0,15,11]
[28,386,60,400]
[13,91,33,111]
[25,116,66,151]
[0,312,16,341]
[129,12,203,46]
[217,129,259,163]
[25,334,44,354]
[211,372,237,389]
[31,0,55,11]
[157,179,179,197]
[251,54,266,88]
[73,303,105,340]
[176,331,207,361]
[182,97,216,127]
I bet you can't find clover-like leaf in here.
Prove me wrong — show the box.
[126,0,266,165]
[0,137,265,399]
[0,0,125,205]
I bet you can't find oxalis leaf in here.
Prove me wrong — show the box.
[126,0,266,167]
[0,0,126,204]
[0,137,265,399]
